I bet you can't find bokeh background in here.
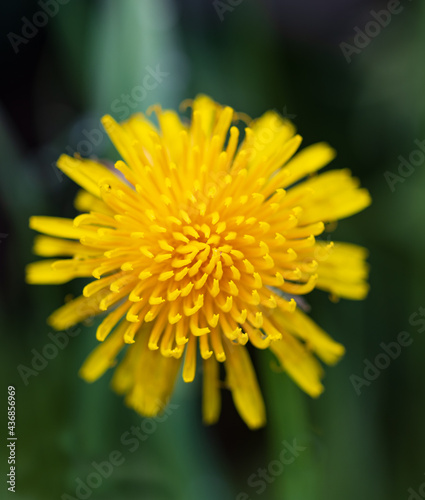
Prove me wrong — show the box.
[1,1,425,499]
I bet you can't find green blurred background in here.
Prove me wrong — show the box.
[1,1,425,499]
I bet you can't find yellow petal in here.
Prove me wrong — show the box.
[26,260,81,284]
[74,189,113,214]
[191,94,222,137]
[57,155,120,198]
[315,241,370,300]
[112,327,181,417]
[202,356,221,425]
[224,340,266,429]
[157,110,188,163]
[29,216,95,240]
[101,114,150,172]
[182,334,197,382]
[283,169,371,223]
[33,236,101,258]
[272,308,345,366]
[269,330,325,397]
[278,142,336,189]
[79,320,127,382]
[47,289,108,330]
[247,111,296,171]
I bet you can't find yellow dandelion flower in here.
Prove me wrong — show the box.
[27,95,371,429]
